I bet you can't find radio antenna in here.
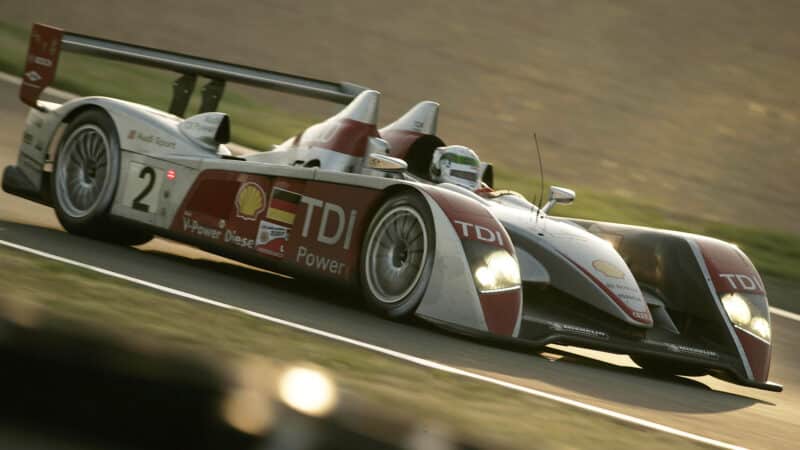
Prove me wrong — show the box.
[533,132,545,222]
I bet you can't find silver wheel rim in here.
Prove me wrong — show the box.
[55,124,111,219]
[365,205,428,304]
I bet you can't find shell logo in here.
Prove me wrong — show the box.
[235,182,266,220]
[592,259,625,279]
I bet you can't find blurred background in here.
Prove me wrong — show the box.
[2,0,798,233]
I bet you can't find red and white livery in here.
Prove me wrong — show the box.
[3,24,781,392]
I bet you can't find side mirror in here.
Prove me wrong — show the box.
[541,186,575,214]
[366,153,408,173]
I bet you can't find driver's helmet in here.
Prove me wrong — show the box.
[429,145,481,190]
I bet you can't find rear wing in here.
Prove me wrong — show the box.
[20,23,368,116]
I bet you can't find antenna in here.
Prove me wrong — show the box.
[533,132,545,222]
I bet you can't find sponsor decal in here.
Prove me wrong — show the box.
[256,187,302,258]
[300,197,358,250]
[234,182,266,221]
[697,238,766,296]
[22,132,34,145]
[644,340,719,359]
[30,28,60,58]
[452,220,505,246]
[296,245,347,276]
[592,259,625,279]
[126,130,177,149]
[181,120,217,133]
[25,70,42,83]
[20,25,62,107]
[224,228,255,248]
[549,322,609,340]
[182,213,222,240]
[605,282,644,308]
[559,251,652,324]
[719,273,763,292]
[181,212,255,248]
[31,56,52,67]
[257,221,290,257]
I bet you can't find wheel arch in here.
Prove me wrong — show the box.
[49,96,200,157]
[49,107,153,245]
[358,186,438,317]
[52,104,118,161]
[353,183,433,284]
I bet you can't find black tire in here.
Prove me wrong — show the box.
[51,109,153,246]
[631,355,709,377]
[360,191,436,318]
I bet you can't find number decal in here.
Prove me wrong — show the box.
[132,166,156,212]
[123,162,164,214]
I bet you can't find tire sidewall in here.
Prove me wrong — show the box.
[52,109,121,232]
[360,191,436,318]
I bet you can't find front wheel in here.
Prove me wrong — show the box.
[360,191,436,318]
[51,109,152,246]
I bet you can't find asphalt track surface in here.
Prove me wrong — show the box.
[1,82,798,449]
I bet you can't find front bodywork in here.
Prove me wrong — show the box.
[479,190,778,391]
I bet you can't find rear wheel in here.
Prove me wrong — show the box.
[52,109,152,246]
[360,191,435,318]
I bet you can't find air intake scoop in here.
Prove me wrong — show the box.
[178,112,230,151]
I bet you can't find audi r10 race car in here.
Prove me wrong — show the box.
[4,24,781,392]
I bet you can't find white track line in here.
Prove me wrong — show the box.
[0,239,742,450]
[3,69,797,326]
[770,307,800,322]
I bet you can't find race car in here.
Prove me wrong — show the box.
[3,24,781,392]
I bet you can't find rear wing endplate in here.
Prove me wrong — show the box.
[20,23,368,115]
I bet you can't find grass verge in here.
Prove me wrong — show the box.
[0,245,714,449]
[0,20,797,284]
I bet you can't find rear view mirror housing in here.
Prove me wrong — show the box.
[541,186,575,214]
[366,153,408,173]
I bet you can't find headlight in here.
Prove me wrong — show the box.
[721,292,771,342]
[722,293,751,325]
[749,317,771,341]
[461,239,520,292]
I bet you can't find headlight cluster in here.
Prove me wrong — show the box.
[721,292,771,342]
[474,250,521,292]
[462,240,521,293]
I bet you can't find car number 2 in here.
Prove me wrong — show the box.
[123,162,164,213]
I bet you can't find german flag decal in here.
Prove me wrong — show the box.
[256,187,303,258]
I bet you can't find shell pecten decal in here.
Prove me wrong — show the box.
[592,259,625,279]
[235,182,266,220]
